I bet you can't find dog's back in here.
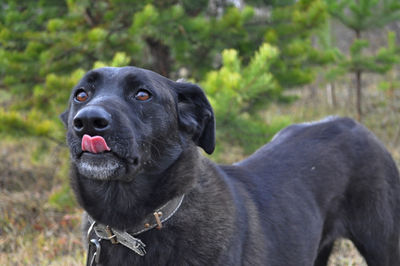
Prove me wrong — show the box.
[224,117,400,265]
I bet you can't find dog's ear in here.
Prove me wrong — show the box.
[59,110,68,127]
[174,81,215,154]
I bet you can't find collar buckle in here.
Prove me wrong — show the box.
[105,225,118,244]
[153,211,163,229]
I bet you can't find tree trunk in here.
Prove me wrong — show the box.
[355,29,362,121]
[145,37,172,77]
[355,70,362,121]
[326,82,337,108]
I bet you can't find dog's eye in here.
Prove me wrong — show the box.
[75,89,89,102]
[135,90,151,101]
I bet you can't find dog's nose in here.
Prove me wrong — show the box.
[73,106,111,136]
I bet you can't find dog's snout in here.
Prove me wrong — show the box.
[73,106,111,136]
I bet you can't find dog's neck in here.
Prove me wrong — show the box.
[71,144,203,230]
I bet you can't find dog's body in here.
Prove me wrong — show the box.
[61,66,400,266]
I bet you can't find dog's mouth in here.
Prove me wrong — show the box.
[73,135,139,181]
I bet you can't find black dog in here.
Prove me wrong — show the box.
[61,66,400,266]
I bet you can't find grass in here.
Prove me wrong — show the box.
[0,189,85,265]
[1,81,399,265]
[0,141,85,265]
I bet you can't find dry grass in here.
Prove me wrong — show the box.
[1,81,399,265]
[0,141,85,265]
[328,240,367,266]
[0,189,85,265]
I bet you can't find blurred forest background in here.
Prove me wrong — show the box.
[1,0,400,265]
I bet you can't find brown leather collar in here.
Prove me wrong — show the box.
[86,194,185,264]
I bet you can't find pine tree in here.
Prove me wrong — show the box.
[325,0,400,120]
[201,43,288,154]
[0,0,256,141]
[0,0,329,147]
[265,0,332,90]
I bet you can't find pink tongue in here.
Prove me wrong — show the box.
[82,134,111,154]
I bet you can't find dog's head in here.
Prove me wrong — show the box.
[61,66,214,182]
[60,67,214,226]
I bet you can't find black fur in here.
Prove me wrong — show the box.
[61,66,400,265]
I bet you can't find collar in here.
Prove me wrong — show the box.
[86,194,185,263]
